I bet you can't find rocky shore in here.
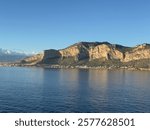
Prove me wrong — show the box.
[1,62,150,71]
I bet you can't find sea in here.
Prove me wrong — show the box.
[0,67,149,113]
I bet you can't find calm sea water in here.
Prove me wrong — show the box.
[0,67,149,113]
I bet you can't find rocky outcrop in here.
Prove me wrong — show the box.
[42,49,61,62]
[59,42,113,61]
[89,44,124,60]
[22,53,44,65]
[123,44,150,62]
[22,49,61,65]
[59,42,89,61]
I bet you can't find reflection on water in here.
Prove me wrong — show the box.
[0,67,150,113]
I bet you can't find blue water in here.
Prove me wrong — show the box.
[0,67,149,113]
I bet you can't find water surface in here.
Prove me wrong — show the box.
[0,67,149,113]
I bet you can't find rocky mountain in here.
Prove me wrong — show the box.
[20,42,150,69]
[0,48,31,62]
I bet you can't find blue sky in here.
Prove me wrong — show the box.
[0,0,150,52]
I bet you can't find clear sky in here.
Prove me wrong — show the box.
[0,0,150,52]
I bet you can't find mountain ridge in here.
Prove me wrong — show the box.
[18,41,150,69]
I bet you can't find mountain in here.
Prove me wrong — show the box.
[20,42,150,69]
[0,48,32,62]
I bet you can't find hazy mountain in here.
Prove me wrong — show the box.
[0,48,32,62]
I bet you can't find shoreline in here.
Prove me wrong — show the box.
[0,63,150,71]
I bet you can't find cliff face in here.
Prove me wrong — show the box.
[43,49,61,59]
[22,53,44,65]
[22,49,61,65]
[89,44,124,60]
[59,42,114,61]
[20,42,150,68]
[124,44,150,62]
[59,42,89,61]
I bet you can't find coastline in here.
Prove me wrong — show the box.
[1,62,150,71]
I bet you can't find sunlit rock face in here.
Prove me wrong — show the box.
[22,53,44,64]
[123,44,150,62]
[59,42,90,61]
[89,44,124,60]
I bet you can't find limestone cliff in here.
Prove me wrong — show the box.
[123,44,150,62]
[22,53,44,65]
[89,44,124,60]
[59,42,94,61]
[22,49,62,65]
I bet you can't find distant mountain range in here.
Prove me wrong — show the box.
[0,48,32,62]
[19,41,150,70]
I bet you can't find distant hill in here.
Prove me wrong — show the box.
[0,48,31,62]
[19,42,150,69]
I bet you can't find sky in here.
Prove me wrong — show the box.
[0,0,150,52]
